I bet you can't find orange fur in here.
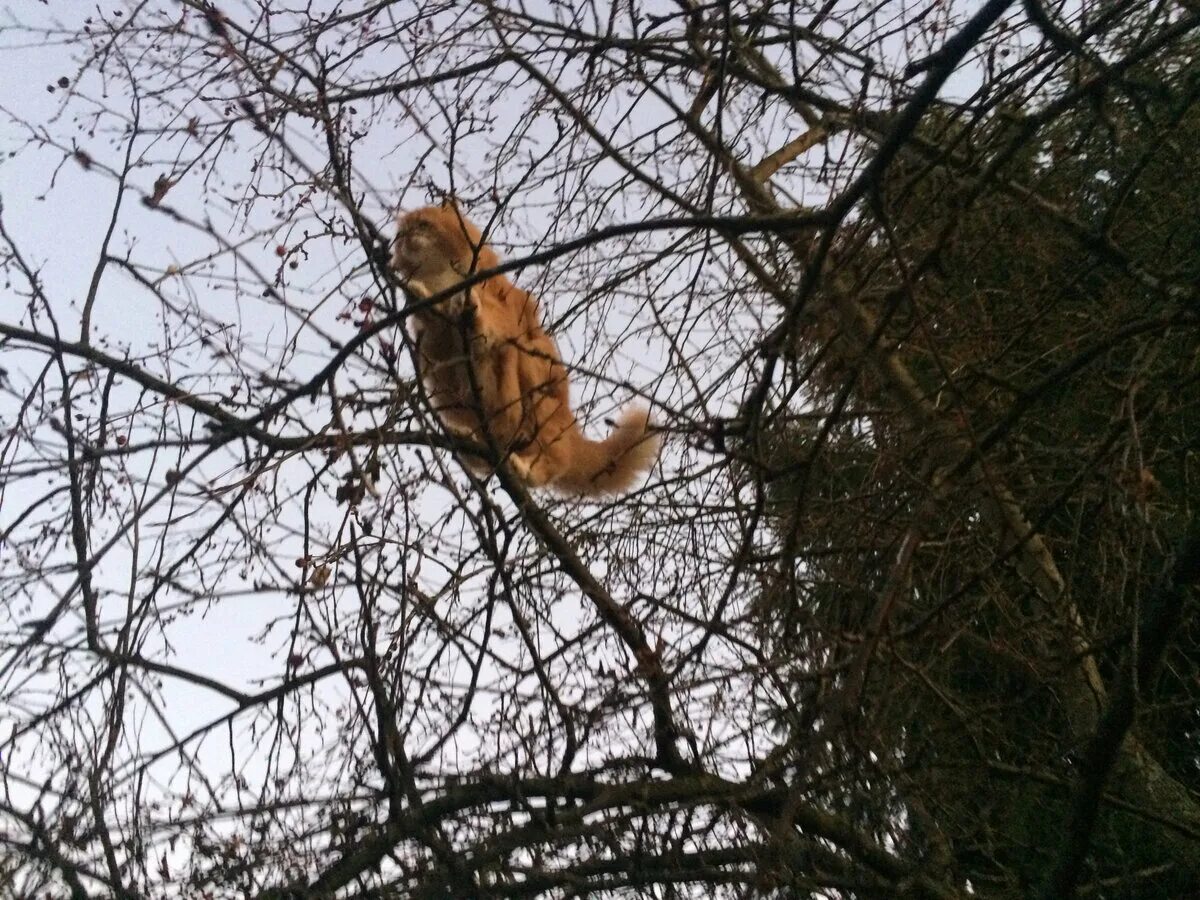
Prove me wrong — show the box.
[392,201,658,496]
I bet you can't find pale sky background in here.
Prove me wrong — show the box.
[0,0,718,830]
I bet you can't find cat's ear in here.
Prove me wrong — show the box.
[440,195,460,211]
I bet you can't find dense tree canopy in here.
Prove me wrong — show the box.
[1,1,1198,898]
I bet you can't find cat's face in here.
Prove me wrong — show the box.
[392,205,498,280]
[391,208,444,278]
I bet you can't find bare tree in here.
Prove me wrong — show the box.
[2,1,1199,897]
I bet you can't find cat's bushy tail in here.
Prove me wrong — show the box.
[554,405,659,497]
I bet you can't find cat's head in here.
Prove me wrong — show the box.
[391,201,500,280]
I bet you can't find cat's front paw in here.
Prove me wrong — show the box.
[505,452,533,484]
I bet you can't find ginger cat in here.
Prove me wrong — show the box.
[391,201,659,496]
